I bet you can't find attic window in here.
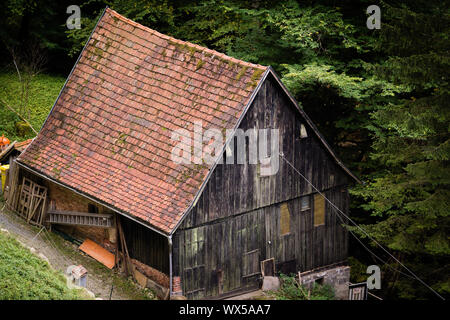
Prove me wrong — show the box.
[300,196,310,211]
[88,204,99,214]
[313,194,325,227]
[280,203,290,235]
[300,124,308,138]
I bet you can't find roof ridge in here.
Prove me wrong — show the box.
[105,8,267,71]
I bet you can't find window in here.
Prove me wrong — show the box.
[313,194,325,226]
[280,203,290,235]
[300,124,308,138]
[88,203,99,214]
[300,196,310,211]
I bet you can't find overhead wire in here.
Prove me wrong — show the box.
[279,153,445,300]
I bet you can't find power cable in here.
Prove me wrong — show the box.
[279,153,445,300]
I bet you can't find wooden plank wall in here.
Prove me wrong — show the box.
[173,208,266,299]
[120,216,169,274]
[173,187,348,299]
[173,74,352,299]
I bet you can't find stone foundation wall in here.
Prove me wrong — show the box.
[131,258,170,288]
[299,265,350,300]
[131,260,170,299]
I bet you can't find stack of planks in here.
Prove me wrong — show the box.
[16,177,47,226]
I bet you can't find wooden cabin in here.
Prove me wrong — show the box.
[10,8,359,299]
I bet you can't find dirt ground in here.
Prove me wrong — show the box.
[0,203,155,300]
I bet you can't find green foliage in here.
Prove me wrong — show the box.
[351,0,450,254]
[0,72,65,141]
[0,231,85,300]
[268,274,335,300]
[66,14,99,58]
[0,0,80,71]
[347,256,369,284]
[66,0,175,57]
[266,2,366,61]
[0,0,39,47]
[349,0,450,299]
[282,63,405,101]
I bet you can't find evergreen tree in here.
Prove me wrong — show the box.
[351,0,450,299]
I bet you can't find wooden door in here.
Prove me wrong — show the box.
[264,201,297,273]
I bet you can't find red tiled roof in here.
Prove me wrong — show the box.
[15,139,33,152]
[18,8,267,234]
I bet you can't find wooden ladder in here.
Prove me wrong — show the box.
[48,210,113,227]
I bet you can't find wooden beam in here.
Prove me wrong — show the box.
[114,214,119,269]
[117,217,132,276]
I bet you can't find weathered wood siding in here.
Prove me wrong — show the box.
[173,74,351,299]
[121,216,169,273]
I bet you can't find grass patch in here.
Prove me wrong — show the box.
[267,273,335,300]
[0,203,156,300]
[0,72,65,141]
[42,228,157,300]
[0,231,86,300]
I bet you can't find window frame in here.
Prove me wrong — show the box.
[88,203,99,214]
[313,194,326,227]
[300,195,310,211]
[280,202,291,236]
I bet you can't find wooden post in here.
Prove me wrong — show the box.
[118,218,128,276]
[39,189,48,226]
[114,214,119,269]
[117,217,132,276]
[6,161,18,210]
[296,271,310,300]
[122,225,133,275]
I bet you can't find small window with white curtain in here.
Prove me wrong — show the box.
[300,195,310,211]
